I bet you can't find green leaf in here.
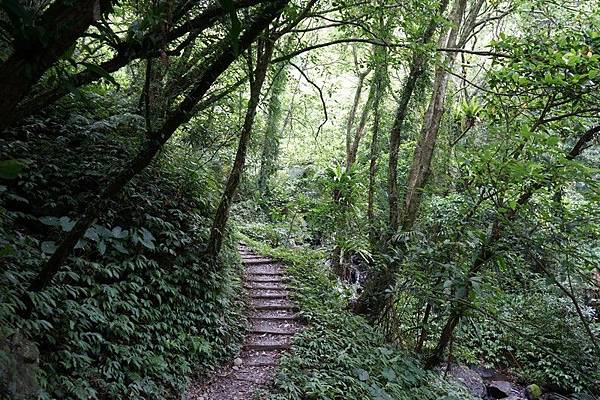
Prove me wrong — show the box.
[97,241,107,255]
[140,227,156,250]
[84,227,99,241]
[59,216,75,232]
[0,159,24,179]
[41,241,57,254]
[381,367,396,382]
[356,368,370,381]
[79,62,120,87]
[0,244,13,257]
[113,241,129,254]
[40,216,60,226]
[112,226,128,239]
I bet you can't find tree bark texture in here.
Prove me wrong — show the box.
[387,0,450,233]
[257,64,287,194]
[0,0,114,131]
[401,0,468,230]
[3,0,268,130]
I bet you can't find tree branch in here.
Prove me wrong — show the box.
[290,61,328,136]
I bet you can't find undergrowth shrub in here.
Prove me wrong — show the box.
[0,101,245,399]
[457,286,600,393]
[239,235,474,400]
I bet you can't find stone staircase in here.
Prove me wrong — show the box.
[186,244,301,400]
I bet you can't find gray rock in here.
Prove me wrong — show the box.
[447,365,486,398]
[488,380,512,398]
[0,331,40,400]
[233,357,243,367]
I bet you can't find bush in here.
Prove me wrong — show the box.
[239,236,475,400]
[0,102,245,399]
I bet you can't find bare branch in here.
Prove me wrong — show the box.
[290,62,328,136]
[273,38,407,63]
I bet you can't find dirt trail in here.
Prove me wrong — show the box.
[186,244,301,399]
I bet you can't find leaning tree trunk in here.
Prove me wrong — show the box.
[344,50,371,167]
[401,0,468,230]
[387,0,449,234]
[331,55,371,278]
[404,0,483,356]
[257,64,288,195]
[207,37,276,258]
[367,49,389,246]
[5,0,266,130]
[19,1,288,318]
[356,0,450,317]
[347,74,377,167]
[0,0,114,132]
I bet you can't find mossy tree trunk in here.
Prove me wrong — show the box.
[257,64,288,195]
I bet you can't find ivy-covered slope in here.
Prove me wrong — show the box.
[0,100,245,399]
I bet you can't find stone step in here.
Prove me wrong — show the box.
[244,281,287,290]
[232,370,274,384]
[245,355,279,367]
[250,327,295,335]
[238,350,279,367]
[252,304,298,312]
[251,300,298,311]
[249,289,289,299]
[246,274,287,283]
[244,334,292,351]
[248,309,298,321]
[242,258,275,265]
[244,265,284,275]
[250,320,300,335]
[230,365,275,385]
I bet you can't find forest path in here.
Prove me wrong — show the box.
[186,243,301,399]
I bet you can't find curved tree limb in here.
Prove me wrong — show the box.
[290,61,328,136]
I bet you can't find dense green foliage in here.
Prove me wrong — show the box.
[1,0,599,398]
[240,236,473,400]
[0,98,245,398]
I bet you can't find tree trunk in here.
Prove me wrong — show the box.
[0,0,114,131]
[401,0,467,230]
[5,0,267,130]
[347,76,376,167]
[331,49,373,280]
[344,49,371,167]
[207,37,276,258]
[356,0,450,317]
[257,64,288,194]
[387,0,450,233]
[19,1,288,317]
[367,52,388,246]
